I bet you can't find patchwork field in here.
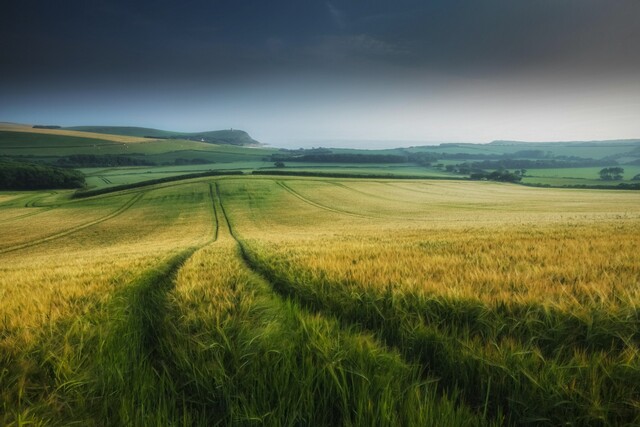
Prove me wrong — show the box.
[3,125,640,191]
[1,177,638,425]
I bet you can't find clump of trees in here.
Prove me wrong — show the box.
[470,169,523,183]
[599,167,624,180]
[0,160,85,189]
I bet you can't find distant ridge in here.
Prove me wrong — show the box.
[489,139,640,146]
[64,126,261,146]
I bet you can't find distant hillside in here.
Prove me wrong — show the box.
[489,139,640,146]
[64,126,261,146]
[64,126,175,138]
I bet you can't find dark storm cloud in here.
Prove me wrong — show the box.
[2,0,639,85]
[2,1,639,144]
[1,0,332,83]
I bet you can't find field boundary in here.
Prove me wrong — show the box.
[253,169,465,180]
[73,170,244,198]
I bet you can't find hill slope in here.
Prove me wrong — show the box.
[64,126,260,146]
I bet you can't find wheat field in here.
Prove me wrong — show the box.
[1,176,638,425]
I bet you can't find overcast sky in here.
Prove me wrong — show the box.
[1,0,639,147]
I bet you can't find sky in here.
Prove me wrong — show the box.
[1,0,639,148]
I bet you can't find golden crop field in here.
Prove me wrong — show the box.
[1,176,638,425]
[0,123,147,143]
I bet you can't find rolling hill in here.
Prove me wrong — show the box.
[64,126,261,146]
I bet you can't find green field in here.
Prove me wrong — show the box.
[1,175,639,425]
[2,125,640,191]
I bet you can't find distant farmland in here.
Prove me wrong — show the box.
[1,176,639,425]
[2,124,640,190]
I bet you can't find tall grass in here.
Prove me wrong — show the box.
[160,208,487,426]
[0,182,214,424]
[217,177,640,425]
[2,176,639,425]
[240,242,640,425]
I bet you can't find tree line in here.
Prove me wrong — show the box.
[56,154,154,167]
[0,160,85,189]
[271,153,408,163]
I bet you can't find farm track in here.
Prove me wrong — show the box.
[279,180,436,222]
[0,206,55,223]
[212,182,466,425]
[216,182,353,327]
[0,192,51,208]
[203,181,640,425]
[276,181,374,218]
[80,182,220,422]
[227,236,640,425]
[94,247,200,423]
[0,191,145,254]
[206,182,219,241]
[24,192,57,207]
[329,181,427,205]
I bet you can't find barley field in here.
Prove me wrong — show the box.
[1,177,638,425]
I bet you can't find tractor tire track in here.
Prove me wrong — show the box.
[24,192,57,207]
[330,181,427,205]
[276,180,373,218]
[63,183,220,423]
[208,183,219,241]
[0,206,55,223]
[214,182,505,423]
[216,187,625,425]
[0,192,145,255]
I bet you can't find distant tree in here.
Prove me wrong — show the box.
[274,161,285,168]
[632,173,640,181]
[599,167,624,180]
